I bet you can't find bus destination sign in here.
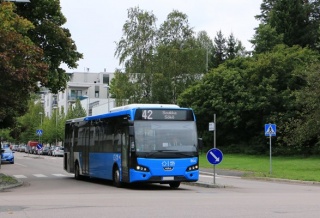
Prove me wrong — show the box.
[135,109,192,121]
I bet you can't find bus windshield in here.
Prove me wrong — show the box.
[134,121,198,153]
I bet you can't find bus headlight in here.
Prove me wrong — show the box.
[187,164,199,172]
[136,165,150,172]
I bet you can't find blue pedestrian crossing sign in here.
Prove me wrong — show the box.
[265,124,276,136]
[36,129,43,136]
[206,148,223,165]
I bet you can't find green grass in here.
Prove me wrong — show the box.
[0,173,19,185]
[199,153,320,182]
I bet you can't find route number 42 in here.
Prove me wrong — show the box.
[142,110,153,120]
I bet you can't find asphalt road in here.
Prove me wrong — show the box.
[1,152,320,218]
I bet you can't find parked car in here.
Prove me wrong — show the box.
[48,146,56,156]
[12,145,19,151]
[29,146,37,154]
[39,147,50,155]
[19,145,26,152]
[52,147,64,157]
[1,147,14,164]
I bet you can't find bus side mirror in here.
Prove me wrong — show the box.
[129,126,134,136]
[198,138,203,149]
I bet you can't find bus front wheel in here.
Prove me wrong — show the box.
[169,182,180,189]
[113,167,122,188]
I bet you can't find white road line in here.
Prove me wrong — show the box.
[200,175,220,179]
[15,163,28,167]
[33,174,47,178]
[13,175,27,179]
[12,173,71,179]
[52,174,67,177]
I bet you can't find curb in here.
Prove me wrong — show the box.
[183,181,228,188]
[245,176,320,186]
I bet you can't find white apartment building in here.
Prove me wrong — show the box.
[41,71,121,118]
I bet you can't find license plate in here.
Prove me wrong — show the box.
[162,176,174,181]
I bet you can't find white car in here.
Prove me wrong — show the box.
[52,147,64,157]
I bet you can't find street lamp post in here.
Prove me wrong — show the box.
[39,112,43,145]
[55,109,57,146]
[104,85,110,112]
[39,112,43,127]
[53,106,58,146]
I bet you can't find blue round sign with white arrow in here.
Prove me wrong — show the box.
[37,143,43,150]
[206,148,223,165]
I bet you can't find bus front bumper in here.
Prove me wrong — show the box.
[129,169,199,183]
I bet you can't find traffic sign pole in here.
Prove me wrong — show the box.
[213,114,216,184]
[206,148,223,184]
[269,134,272,174]
[265,123,276,175]
[36,129,43,156]
[208,114,220,184]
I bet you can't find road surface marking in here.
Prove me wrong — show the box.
[13,175,27,178]
[33,174,47,177]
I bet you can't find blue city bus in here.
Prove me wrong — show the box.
[63,104,202,188]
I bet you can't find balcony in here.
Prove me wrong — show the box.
[68,95,87,102]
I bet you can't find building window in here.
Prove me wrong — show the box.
[71,90,83,100]
[103,75,109,84]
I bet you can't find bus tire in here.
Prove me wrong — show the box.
[113,167,122,188]
[169,182,180,189]
[74,162,81,180]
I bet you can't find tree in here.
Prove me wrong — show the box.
[155,11,204,104]
[255,0,277,24]
[253,0,320,52]
[66,99,86,119]
[282,62,320,155]
[15,0,83,93]
[0,128,14,144]
[269,0,310,48]
[114,8,247,105]
[211,31,246,68]
[196,31,214,72]
[109,69,133,105]
[250,24,283,54]
[225,33,246,59]
[212,31,226,67]
[114,8,205,104]
[38,105,67,145]
[0,2,48,129]
[17,99,43,143]
[157,10,194,46]
[179,45,319,155]
[115,7,157,103]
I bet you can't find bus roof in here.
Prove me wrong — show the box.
[83,104,192,121]
[110,104,180,112]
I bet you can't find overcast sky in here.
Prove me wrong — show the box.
[60,0,262,73]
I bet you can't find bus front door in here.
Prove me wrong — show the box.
[120,133,130,183]
[82,125,91,175]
